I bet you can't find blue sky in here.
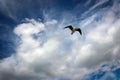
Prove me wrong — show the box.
[0,0,120,80]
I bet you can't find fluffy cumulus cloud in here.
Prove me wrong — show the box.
[75,12,119,67]
[0,0,120,80]
[0,19,64,80]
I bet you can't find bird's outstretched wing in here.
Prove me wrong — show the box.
[75,28,82,35]
[64,25,73,31]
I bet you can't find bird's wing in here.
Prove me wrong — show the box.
[75,28,82,35]
[64,25,73,31]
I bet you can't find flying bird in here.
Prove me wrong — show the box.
[64,25,82,35]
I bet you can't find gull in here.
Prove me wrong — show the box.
[64,25,82,35]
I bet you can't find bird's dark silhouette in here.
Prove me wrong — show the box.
[64,25,82,35]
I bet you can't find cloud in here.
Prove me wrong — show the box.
[100,72,116,80]
[81,0,110,18]
[75,8,120,68]
[0,18,78,80]
[0,0,57,21]
[0,0,120,80]
[45,19,58,25]
[84,0,92,6]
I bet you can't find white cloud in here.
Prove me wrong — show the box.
[74,8,120,69]
[45,19,58,25]
[81,0,109,18]
[0,19,65,80]
[0,1,120,80]
[100,72,116,80]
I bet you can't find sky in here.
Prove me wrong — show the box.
[0,0,120,80]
